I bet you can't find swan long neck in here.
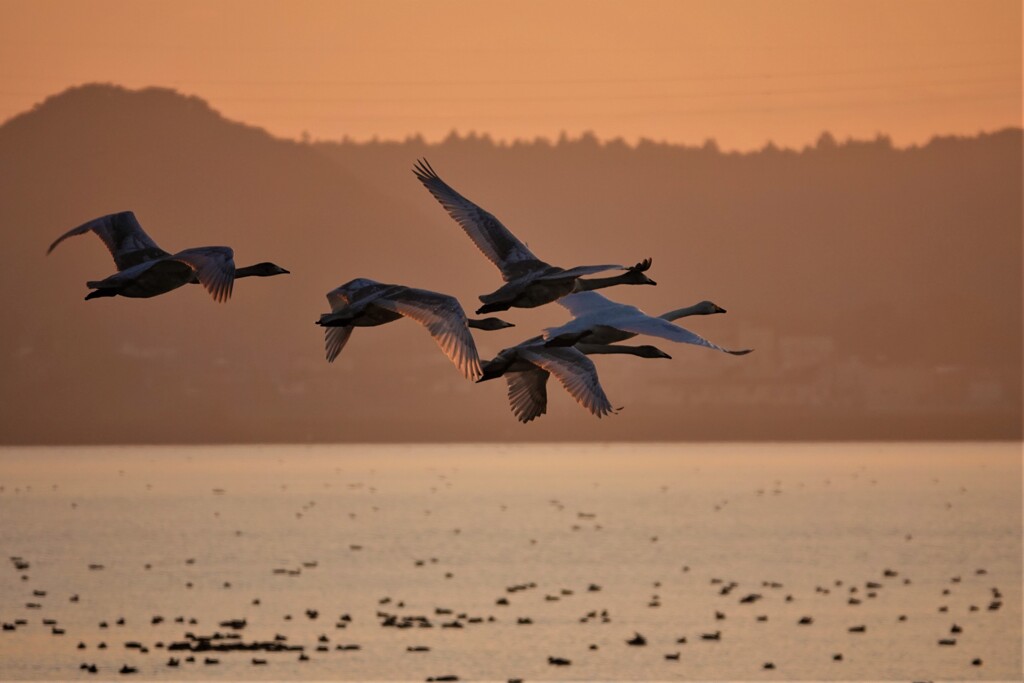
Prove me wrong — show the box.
[468,317,513,331]
[234,264,263,278]
[573,273,632,292]
[658,304,705,321]
[575,343,648,356]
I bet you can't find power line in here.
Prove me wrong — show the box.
[0,60,1017,90]
[177,76,1024,105]
[192,91,1021,123]
[0,75,1016,106]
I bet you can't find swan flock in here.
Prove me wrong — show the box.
[50,161,751,422]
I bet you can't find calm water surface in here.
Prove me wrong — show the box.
[0,442,1020,681]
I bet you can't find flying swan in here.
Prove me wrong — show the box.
[317,278,513,381]
[544,292,753,355]
[478,335,670,423]
[496,299,730,421]
[412,159,655,313]
[48,211,289,302]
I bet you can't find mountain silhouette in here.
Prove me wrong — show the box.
[1,84,1020,443]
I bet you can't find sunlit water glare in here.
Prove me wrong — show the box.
[0,442,1020,681]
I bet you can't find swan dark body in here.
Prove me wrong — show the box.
[478,333,671,423]
[479,337,615,421]
[317,278,513,381]
[482,299,737,421]
[48,211,289,302]
[412,159,655,313]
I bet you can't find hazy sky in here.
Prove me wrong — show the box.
[0,0,1020,149]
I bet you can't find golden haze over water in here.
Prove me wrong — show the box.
[0,1,1020,444]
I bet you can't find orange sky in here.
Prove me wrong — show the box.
[0,0,1020,150]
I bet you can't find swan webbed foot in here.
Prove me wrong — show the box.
[84,288,117,300]
[317,315,354,327]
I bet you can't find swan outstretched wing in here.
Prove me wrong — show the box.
[505,369,549,423]
[556,291,620,316]
[324,326,354,362]
[48,211,171,271]
[170,247,236,303]
[611,315,753,355]
[517,347,614,418]
[375,288,483,381]
[544,264,625,280]
[413,159,539,280]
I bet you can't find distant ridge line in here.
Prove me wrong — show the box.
[4,83,1020,155]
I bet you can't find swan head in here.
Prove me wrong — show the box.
[621,270,657,286]
[468,317,515,331]
[237,262,290,277]
[624,257,656,285]
[634,345,672,359]
[695,300,727,315]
